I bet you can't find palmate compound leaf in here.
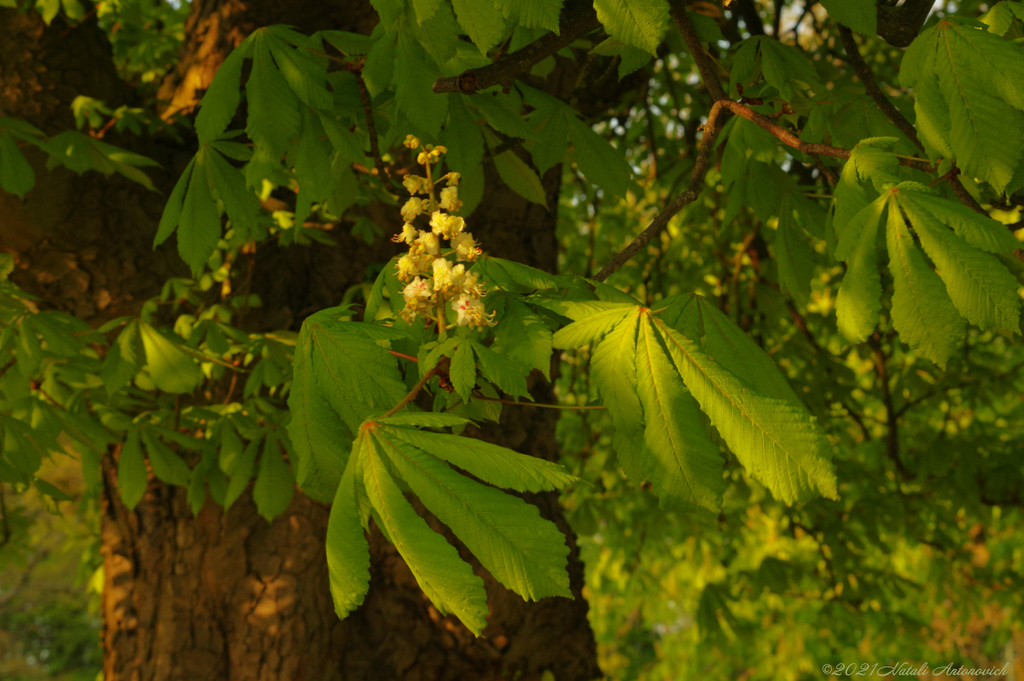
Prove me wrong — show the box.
[655,318,837,505]
[376,432,573,602]
[900,19,1024,193]
[834,180,1020,356]
[326,413,577,632]
[554,303,836,506]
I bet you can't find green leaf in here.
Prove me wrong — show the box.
[178,155,222,275]
[590,310,646,481]
[774,204,815,308]
[267,33,333,110]
[411,0,443,24]
[141,430,192,487]
[301,313,408,430]
[388,427,576,492]
[138,322,203,394]
[326,442,371,618]
[901,190,1022,330]
[223,437,259,509]
[551,302,636,348]
[470,340,530,398]
[452,0,507,52]
[362,31,396,97]
[0,129,35,198]
[566,114,633,198]
[531,107,569,175]
[494,298,552,380]
[900,20,1024,192]
[635,315,724,510]
[899,190,1019,254]
[441,95,485,174]
[287,324,353,502]
[450,341,476,400]
[656,318,837,504]
[378,413,470,428]
[675,296,805,408]
[884,199,965,366]
[295,105,334,201]
[195,39,252,144]
[493,149,547,205]
[836,197,885,343]
[362,439,489,635]
[253,434,295,521]
[377,432,572,601]
[117,428,148,510]
[409,1,461,64]
[204,148,259,239]
[818,0,876,36]
[395,33,448,137]
[154,157,195,247]
[471,94,537,141]
[246,31,301,156]
[493,0,563,32]
[594,0,671,55]
[100,320,142,396]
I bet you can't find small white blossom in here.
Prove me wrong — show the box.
[432,258,455,291]
[415,230,440,255]
[397,253,422,281]
[454,294,494,329]
[439,186,461,212]
[403,175,425,195]
[391,222,418,245]
[404,277,432,303]
[459,270,485,298]
[401,197,424,222]
[452,231,482,261]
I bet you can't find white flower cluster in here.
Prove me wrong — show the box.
[391,135,493,331]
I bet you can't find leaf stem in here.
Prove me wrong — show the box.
[471,394,606,410]
[382,369,437,418]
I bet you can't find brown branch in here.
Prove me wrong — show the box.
[669,2,727,101]
[471,394,606,410]
[869,334,907,479]
[382,369,437,418]
[947,174,988,216]
[355,72,398,193]
[594,98,727,282]
[432,1,600,94]
[838,26,923,152]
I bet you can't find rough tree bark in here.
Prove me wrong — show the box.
[2,2,605,680]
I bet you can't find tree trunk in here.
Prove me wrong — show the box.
[2,4,601,680]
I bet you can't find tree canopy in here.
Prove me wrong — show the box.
[1,0,1023,678]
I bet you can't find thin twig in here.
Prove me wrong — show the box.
[669,2,727,101]
[382,369,437,418]
[389,350,419,363]
[838,26,923,152]
[869,334,907,479]
[594,98,728,282]
[355,72,398,193]
[472,394,606,410]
